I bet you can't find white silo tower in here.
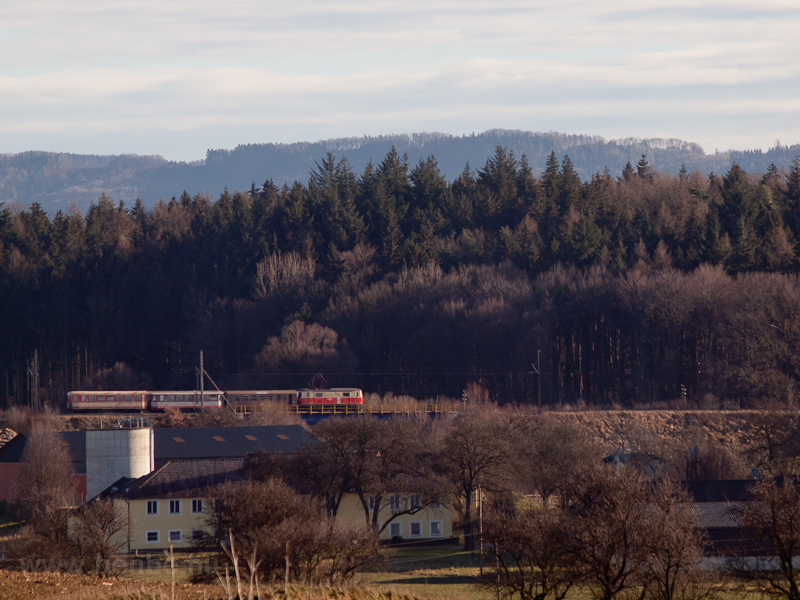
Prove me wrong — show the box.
[86,425,154,500]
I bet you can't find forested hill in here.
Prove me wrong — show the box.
[4,144,800,412]
[3,129,799,215]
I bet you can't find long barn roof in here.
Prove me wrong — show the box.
[0,424,315,473]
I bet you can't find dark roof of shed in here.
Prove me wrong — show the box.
[685,480,754,503]
[104,458,245,500]
[152,425,314,462]
[0,431,88,473]
[0,425,313,469]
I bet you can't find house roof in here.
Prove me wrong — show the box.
[106,458,245,499]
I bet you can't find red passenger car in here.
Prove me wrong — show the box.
[67,390,149,411]
[296,388,363,405]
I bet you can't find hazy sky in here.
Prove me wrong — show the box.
[2,0,799,162]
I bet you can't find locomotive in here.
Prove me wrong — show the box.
[66,387,363,412]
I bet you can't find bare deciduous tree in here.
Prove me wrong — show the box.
[10,424,76,561]
[518,416,599,502]
[254,319,356,377]
[71,498,130,575]
[85,361,153,391]
[312,417,446,534]
[566,467,653,600]
[485,502,576,600]
[204,478,376,589]
[254,251,316,300]
[435,408,517,550]
[736,469,800,600]
[639,478,713,600]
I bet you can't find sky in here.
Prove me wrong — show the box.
[2,0,799,162]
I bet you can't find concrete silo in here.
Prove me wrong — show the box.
[86,426,154,500]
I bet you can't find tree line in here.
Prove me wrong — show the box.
[3,149,800,407]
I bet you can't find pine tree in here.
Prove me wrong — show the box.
[636,154,653,181]
[308,153,365,253]
[783,156,800,240]
[477,145,520,226]
[719,163,758,238]
[621,161,635,182]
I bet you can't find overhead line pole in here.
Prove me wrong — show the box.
[530,349,542,412]
[196,351,233,411]
[200,350,204,412]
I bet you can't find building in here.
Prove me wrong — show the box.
[0,430,87,504]
[0,425,314,503]
[336,493,453,542]
[104,458,244,552]
[685,479,756,555]
[104,459,454,552]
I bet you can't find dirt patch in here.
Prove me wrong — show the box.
[0,568,222,600]
[553,409,793,451]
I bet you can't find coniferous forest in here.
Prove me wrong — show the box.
[3,146,800,410]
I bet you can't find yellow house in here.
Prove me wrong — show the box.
[337,493,453,541]
[106,458,245,552]
[106,459,454,552]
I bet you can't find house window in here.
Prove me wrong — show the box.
[168,530,182,543]
[146,531,159,543]
[192,499,204,514]
[410,521,422,537]
[146,500,159,515]
[389,522,401,538]
[368,496,375,510]
[169,500,181,514]
[430,521,443,537]
[409,494,421,509]
[191,529,205,541]
[388,495,402,511]
[429,499,442,510]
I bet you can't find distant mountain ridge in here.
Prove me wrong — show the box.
[2,130,798,215]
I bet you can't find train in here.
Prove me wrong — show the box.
[66,388,364,412]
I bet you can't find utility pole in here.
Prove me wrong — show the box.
[478,485,483,576]
[196,351,231,411]
[530,350,542,412]
[28,350,39,411]
[537,349,541,412]
[200,350,205,412]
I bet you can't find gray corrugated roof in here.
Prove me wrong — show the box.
[152,425,313,466]
[0,425,314,470]
[688,501,745,529]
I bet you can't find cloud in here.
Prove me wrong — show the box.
[1,0,798,159]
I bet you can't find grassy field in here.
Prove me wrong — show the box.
[356,546,491,600]
[118,545,490,600]
[0,545,762,600]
